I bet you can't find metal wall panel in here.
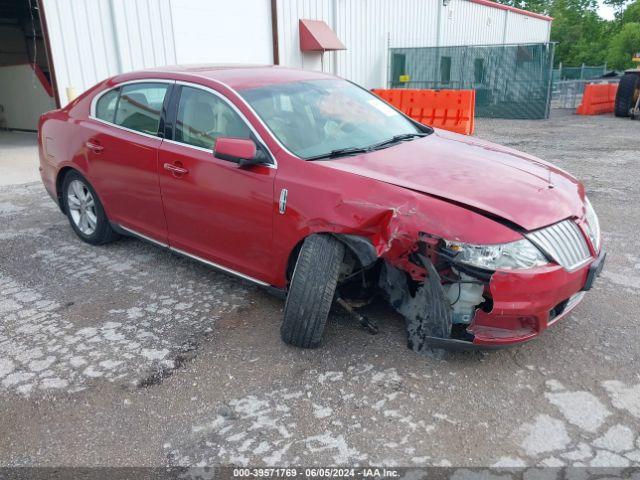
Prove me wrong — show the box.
[110,0,176,71]
[335,0,374,84]
[277,0,441,88]
[42,0,176,105]
[276,0,550,89]
[42,0,552,105]
[504,12,552,44]
[170,0,273,65]
[441,1,506,46]
[276,0,335,73]
[338,0,441,88]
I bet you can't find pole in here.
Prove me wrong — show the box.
[545,43,556,119]
[386,32,390,89]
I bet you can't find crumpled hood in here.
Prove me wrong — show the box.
[319,129,585,231]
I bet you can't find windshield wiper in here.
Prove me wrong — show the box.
[305,132,429,161]
[368,132,429,151]
[306,146,371,161]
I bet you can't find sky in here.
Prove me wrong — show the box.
[597,0,617,19]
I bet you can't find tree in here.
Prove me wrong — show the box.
[493,0,551,13]
[621,0,640,23]
[604,0,633,13]
[607,22,640,68]
[549,0,610,66]
[495,0,640,68]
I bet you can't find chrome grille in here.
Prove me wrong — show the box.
[526,220,592,271]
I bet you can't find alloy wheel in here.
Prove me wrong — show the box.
[67,179,98,236]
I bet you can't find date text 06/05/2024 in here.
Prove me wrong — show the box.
[232,468,401,478]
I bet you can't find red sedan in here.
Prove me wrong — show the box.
[38,66,605,354]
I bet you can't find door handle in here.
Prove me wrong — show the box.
[85,140,103,153]
[163,162,189,176]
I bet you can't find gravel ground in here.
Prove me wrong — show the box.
[1,110,639,469]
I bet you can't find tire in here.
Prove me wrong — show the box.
[61,170,119,245]
[281,234,345,348]
[614,73,639,118]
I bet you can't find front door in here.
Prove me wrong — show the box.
[86,81,172,242]
[158,85,276,283]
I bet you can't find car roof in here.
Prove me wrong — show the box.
[112,64,337,90]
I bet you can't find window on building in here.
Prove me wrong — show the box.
[516,45,534,66]
[95,88,120,122]
[440,56,452,84]
[114,83,169,135]
[175,86,251,150]
[474,58,485,84]
[391,53,407,87]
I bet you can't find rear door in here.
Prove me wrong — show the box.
[158,84,276,284]
[87,81,173,242]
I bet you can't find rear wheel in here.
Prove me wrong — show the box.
[62,171,119,245]
[281,234,345,348]
[614,72,639,118]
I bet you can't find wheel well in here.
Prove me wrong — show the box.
[55,167,76,213]
[285,233,379,284]
[286,239,305,283]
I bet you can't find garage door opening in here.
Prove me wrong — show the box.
[0,0,56,131]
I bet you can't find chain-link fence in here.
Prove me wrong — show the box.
[388,43,556,120]
[551,78,620,110]
[552,64,607,82]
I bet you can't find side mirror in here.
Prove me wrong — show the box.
[214,137,268,168]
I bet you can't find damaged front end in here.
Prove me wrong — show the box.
[379,249,488,354]
[334,217,603,353]
[336,232,494,355]
[292,183,599,354]
[326,189,592,354]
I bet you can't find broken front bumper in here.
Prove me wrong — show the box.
[430,249,606,349]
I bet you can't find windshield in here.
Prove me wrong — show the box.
[239,79,426,159]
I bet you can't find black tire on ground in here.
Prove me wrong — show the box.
[61,170,119,245]
[614,72,639,118]
[281,234,345,348]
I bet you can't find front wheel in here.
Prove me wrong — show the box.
[62,171,119,245]
[281,234,345,348]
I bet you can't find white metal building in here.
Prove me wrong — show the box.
[0,0,551,129]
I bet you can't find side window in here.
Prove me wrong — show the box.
[114,83,169,135]
[95,88,119,122]
[175,86,251,150]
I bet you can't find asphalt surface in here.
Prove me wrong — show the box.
[1,111,639,469]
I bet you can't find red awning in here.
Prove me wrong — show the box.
[299,19,346,52]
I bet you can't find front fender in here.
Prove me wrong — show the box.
[271,155,522,288]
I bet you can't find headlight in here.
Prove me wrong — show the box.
[584,197,601,252]
[445,238,549,270]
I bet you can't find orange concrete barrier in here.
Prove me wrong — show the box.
[372,88,476,135]
[576,83,618,115]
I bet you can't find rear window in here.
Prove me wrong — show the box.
[114,83,169,135]
[95,88,119,122]
[94,82,170,136]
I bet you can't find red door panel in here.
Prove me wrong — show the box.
[84,120,167,242]
[158,142,276,283]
